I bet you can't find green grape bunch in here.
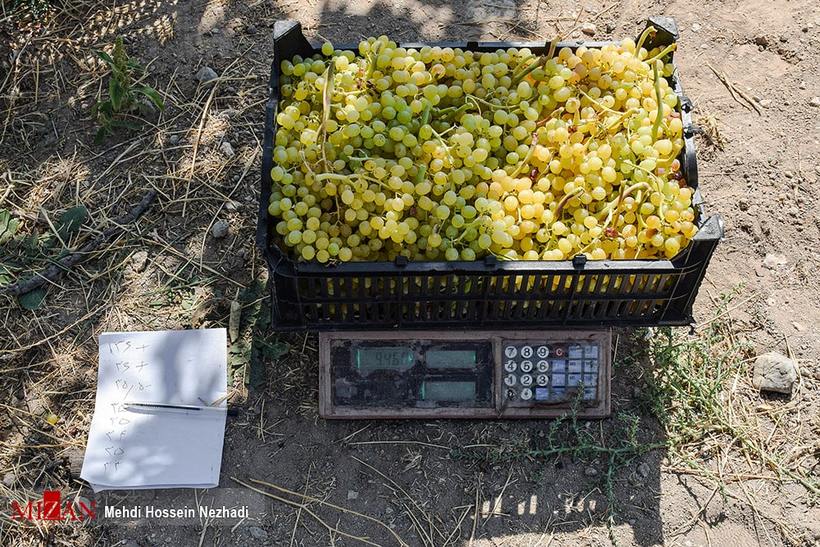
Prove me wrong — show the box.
[268,29,698,263]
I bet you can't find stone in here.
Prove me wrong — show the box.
[347,490,359,500]
[195,66,218,83]
[758,99,772,108]
[762,253,788,270]
[245,24,257,34]
[799,81,807,90]
[211,219,229,239]
[784,170,794,178]
[224,201,239,212]
[584,466,598,477]
[738,199,750,211]
[248,526,267,540]
[753,34,769,48]
[637,462,650,479]
[810,97,820,108]
[2,472,14,487]
[121,540,140,547]
[752,352,798,394]
[581,23,597,36]
[168,134,180,145]
[130,250,149,273]
[219,141,235,157]
[691,23,701,32]
[792,322,805,332]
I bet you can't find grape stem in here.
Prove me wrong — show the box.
[317,62,335,171]
[511,57,542,85]
[579,90,620,115]
[598,181,651,233]
[635,26,657,57]
[553,186,584,220]
[644,44,677,65]
[651,62,664,141]
[509,134,538,178]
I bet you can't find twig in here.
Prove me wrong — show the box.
[231,477,385,546]
[1,190,157,297]
[706,63,762,115]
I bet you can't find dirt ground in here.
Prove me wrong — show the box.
[1,0,819,546]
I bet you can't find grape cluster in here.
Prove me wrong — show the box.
[269,30,698,263]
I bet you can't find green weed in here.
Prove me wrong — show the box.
[93,37,164,143]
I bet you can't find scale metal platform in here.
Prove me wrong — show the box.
[319,330,611,419]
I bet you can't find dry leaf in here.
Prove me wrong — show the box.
[229,299,241,342]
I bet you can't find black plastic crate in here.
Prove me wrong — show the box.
[256,16,724,330]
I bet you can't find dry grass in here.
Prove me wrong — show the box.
[0,2,269,543]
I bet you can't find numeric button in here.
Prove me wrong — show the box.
[520,360,533,373]
[504,360,517,372]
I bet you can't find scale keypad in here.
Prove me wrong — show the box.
[502,341,600,404]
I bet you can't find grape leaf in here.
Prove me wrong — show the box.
[56,206,88,240]
[18,288,46,310]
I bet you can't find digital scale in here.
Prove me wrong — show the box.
[319,330,611,419]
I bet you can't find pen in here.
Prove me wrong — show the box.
[124,402,228,412]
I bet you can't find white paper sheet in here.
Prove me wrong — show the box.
[81,329,228,492]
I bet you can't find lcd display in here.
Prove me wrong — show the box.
[426,350,477,369]
[421,381,477,402]
[355,346,414,373]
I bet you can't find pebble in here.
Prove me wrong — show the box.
[810,97,820,108]
[758,99,772,108]
[784,170,794,178]
[753,34,769,48]
[211,219,229,239]
[220,141,235,157]
[752,352,798,394]
[637,462,650,479]
[129,250,149,273]
[762,253,788,269]
[581,22,597,36]
[224,201,239,212]
[245,24,257,34]
[248,526,267,540]
[347,490,359,500]
[738,198,750,211]
[168,134,180,145]
[121,540,140,547]
[2,472,14,487]
[195,66,218,83]
[584,466,598,477]
[799,81,807,90]
[792,322,805,332]
[691,23,701,32]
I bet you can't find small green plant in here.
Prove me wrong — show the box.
[451,400,663,542]
[93,37,164,143]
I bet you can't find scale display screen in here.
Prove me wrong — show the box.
[426,349,477,369]
[421,381,476,402]
[355,346,414,373]
[319,331,611,419]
